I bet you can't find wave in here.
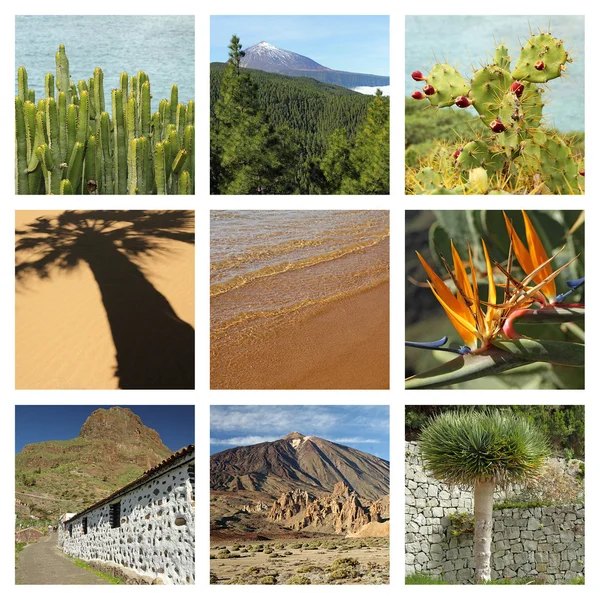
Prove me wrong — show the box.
[210,233,389,298]
[211,275,389,340]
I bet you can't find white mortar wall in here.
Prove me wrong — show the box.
[60,455,195,585]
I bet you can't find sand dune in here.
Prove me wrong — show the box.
[15,210,194,390]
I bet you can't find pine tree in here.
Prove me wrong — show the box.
[320,128,355,193]
[212,35,298,194]
[342,89,390,194]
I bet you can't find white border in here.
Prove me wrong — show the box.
[1,1,596,598]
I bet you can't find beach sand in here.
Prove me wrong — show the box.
[210,280,389,389]
[15,210,194,390]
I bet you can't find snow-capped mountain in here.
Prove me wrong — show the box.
[239,41,389,89]
[240,41,330,72]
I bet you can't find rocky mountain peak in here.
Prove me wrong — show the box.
[283,431,305,440]
[78,407,166,450]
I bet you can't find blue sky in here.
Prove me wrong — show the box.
[210,405,389,460]
[211,15,390,75]
[15,405,194,454]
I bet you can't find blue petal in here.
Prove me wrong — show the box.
[556,277,585,303]
[405,336,469,355]
[566,277,585,290]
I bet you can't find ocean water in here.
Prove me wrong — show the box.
[15,15,194,113]
[210,210,389,338]
[406,15,584,132]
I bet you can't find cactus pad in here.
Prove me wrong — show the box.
[456,140,505,177]
[425,64,470,108]
[470,66,512,125]
[512,33,568,83]
[494,44,511,71]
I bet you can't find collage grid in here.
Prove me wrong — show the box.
[2,2,596,598]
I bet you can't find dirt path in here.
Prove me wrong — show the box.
[15,533,111,585]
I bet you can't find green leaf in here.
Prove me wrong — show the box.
[491,339,584,367]
[405,347,532,390]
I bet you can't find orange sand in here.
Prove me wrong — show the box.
[15,210,194,390]
[210,280,389,389]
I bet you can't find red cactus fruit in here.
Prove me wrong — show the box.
[412,90,426,100]
[454,96,472,108]
[411,70,425,81]
[453,148,462,160]
[535,60,545,70]
[423,84,436,96]
[490,118,506,133]
[510,81,524,98]
[579,170,585,177]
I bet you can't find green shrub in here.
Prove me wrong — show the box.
[286,575,311,585]
[298,565,324,574]
[260,575,277,585]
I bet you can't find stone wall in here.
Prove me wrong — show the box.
[405,442,584,583]
[59,452,195,585]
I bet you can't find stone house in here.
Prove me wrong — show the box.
[58,445,194,584]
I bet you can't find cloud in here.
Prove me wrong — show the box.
[352,86,390,96]
[332,438,381,444]
[210,436,277,446]
[210,406,338,433]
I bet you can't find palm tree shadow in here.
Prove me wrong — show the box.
[16,210,195,390]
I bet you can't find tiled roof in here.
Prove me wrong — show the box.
[64,445,194,524]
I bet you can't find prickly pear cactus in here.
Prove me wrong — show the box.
[409,29,582,195]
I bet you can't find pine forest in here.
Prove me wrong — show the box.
[210,36,390,195]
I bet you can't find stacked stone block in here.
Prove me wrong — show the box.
[405,442,584,583]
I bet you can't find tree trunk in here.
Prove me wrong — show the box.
[473,478,495,583]
[77,230,194,389]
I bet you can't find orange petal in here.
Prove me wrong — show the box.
[427,283,480,349]
[416,252,476,327]
[416,252,478,347]
[504,212,535,275]
[521,210,556,299]
[450,241,475,303]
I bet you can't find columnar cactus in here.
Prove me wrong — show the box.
[15,45,194,194]
[410,29,582,194]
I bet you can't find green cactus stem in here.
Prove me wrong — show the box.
[18,67,28,103]
[97,112,113,194]
[470,65,513,126]
[55,44,71,105]
[17,44,194,195]
[66,141,85,193]
[179,171,191,194]
[512,33,568,83]
[44,73,55,99]
[456,141,504,179]
[94,67,105,116]
[111,89,127,195]
[76,91,89,146]
[494,44,511,71]
[15,98,29,194]
[60,179,73,194]
[170,85,179,124]
[141,81,151,139]
[154,142,167,195]
[424,64,470,108]
[85,134,98,194]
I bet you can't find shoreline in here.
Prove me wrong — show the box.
[210,279,389,389]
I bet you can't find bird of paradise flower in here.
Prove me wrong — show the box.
[406,211,584,388]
